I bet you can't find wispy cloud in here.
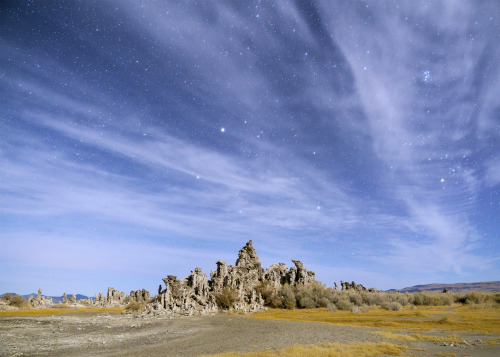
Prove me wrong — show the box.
[1,1,497,294]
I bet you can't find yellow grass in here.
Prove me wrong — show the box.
[0,307,124,316]
[249,305,500,334]
[203,342,408,357]
[374,331,465,343]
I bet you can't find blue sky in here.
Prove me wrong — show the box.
[1,1,499,296]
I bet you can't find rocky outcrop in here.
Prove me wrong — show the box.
[128,289,151,303]
[106,287,126,305]
[28,288,53,307]
[95,292,105,306]
[144,240,315,316]
[339,281,377,292]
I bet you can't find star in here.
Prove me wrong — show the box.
[220,127,225,133]
[440,178,445,183]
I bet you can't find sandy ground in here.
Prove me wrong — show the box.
[1,312,499,356]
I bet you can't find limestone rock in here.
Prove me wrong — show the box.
[235,240,263,273]
[145,240,316,316]
[128,289,151,303]
[106,287,125,305]
[28,288,53,307]
[340,281,370,291]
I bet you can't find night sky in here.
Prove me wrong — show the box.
[1,1,499,296]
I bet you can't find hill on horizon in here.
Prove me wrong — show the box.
[388,281,500,293]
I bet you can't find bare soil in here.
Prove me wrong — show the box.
[1,312,498,356]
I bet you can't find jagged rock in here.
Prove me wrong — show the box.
[144,240,315,316]
[62,293,67,304]
[264,263,290,290]
[106,287,125,305]
[291,260,315,286]
[28,288,53,307]
[95,292,104,306]
[236,240,264,274]
[340,281,370,291]
[128,289,151,303]
[69,295,76,304]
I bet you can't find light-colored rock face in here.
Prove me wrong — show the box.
[128,289,151,303]
[235,240,263,273]
[28,288,53,307]
[144,240,316,316]
[106,287,126,305]
[339,280,374,291]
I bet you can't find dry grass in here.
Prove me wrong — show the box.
[203,342,408,357]
[0,307,124,316]
[124,301,145,312]
[373,331,464,343]
[249,305,500,334]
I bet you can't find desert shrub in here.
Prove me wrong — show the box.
[256,280,274,305]
[327,303,337,311]
[395,293,411,306]
[4,294,30,309]
[360,291,379,306]
[2,293,13,302]
[439,294,453,306]
[348,292,363,306]
[410,292,425,306]
[409,292,453,306]
[280,285,296,310]
[493,293,500,305]
[463,291,486,304]
[9,295,28,308]
[124,301,144,312]
[317,296,330,308]
[215,286,238,309]
[381,301,402,311]
[267,295,283,308]
[297,296,316,309]
[336,298,353,311]
[351,306,359,313]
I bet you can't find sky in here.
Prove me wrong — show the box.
[1,1,499,296]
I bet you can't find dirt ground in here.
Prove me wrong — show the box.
[1,312,499,356]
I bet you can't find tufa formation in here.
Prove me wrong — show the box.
[144,240,316,316]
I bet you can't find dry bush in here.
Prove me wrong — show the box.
[335,298,353,311]
[280,285,296,309]
[327,303,337,311]
[381,301,402,311]
[298,296,316,309]
[2,293,13,302]
[348,292,363,306]
[463,291,486,304]
[124,301,144,312]
[216,286,238,309]
[410,292,452,306]
[255,280,275,306]
[6,294,30,309]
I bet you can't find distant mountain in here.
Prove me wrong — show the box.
[1,293,89,303]
[388,281,500,293]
